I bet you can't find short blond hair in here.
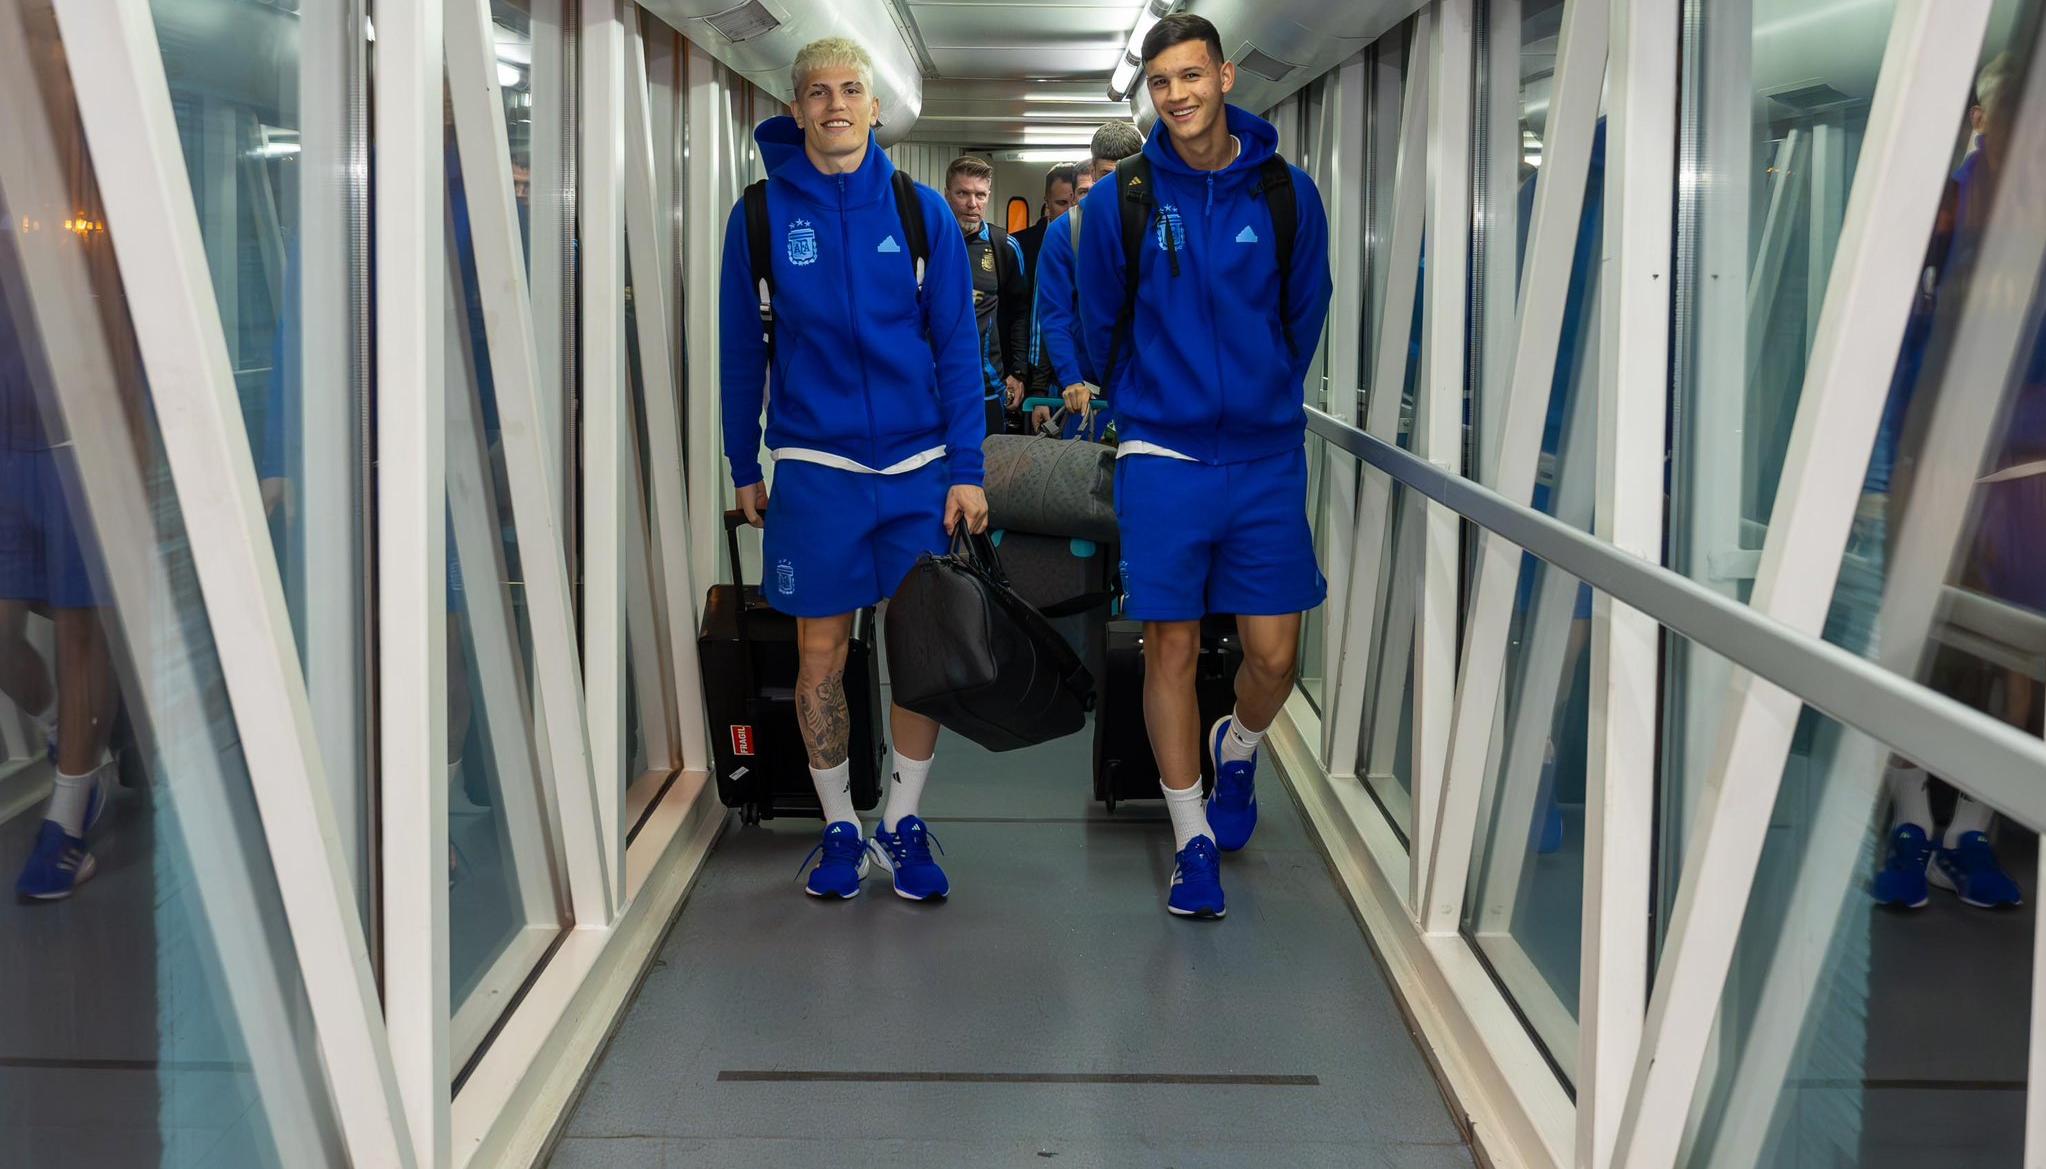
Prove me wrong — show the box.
[792,37,875,95]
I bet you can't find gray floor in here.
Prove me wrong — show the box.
[551,719,1476,1169]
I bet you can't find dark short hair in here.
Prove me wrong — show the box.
[944,155,994,187]
[1141,12,1224,68]
[1089,121,1145,166]
[1043,163,1080,198]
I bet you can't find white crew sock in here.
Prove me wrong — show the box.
[1944,796,1996,849]
[1886,763,1933,835]
[48,767,99,837]
[1220,707,1266,766]
[1161,779,1211,853]
[810,760,859,832]
[880,750,933,833]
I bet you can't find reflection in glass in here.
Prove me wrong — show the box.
[2,6,346,1161]
[150,0,373,923]
[1680,665,2034,1169]
[1666,3,2044,1165]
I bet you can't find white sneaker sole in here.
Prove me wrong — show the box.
[24,851,96,901]
[1928,861,2022,909]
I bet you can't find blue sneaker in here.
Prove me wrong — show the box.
[869,815,949,901]
[1931,831,2023,909]
[1206,717,1258,852]
[16,821,96,901]
[1167,835,1225,918]
[1872,824,1933,908]
[798,821,869,899]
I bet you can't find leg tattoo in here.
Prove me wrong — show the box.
[796,669,851,770]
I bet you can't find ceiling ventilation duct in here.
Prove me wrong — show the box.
[639,0,925,146]
[702,0,782,43]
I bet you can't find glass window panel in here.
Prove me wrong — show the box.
[2,9,346,1161]
[446,114,569,1076]
[1461,554,1594,1087]
[1359,474,1421,845]
[1302,436,1333,713]
[1676,639,2035,1168]
[148,0,372,927]
[1668,0,2045,943]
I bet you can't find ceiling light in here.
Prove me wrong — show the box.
[1109,52,1140,101]
[497,62,522,89]
[1004,149,1093,163]
[1021,93,1125,104]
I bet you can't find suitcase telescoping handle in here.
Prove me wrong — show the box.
[723,508,754,592]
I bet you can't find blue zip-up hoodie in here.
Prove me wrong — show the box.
[1076,105,1332,464]
[720,117,985,489]
[1033,208,1092,388]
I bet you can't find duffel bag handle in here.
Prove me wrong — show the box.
[949,527,1010,589]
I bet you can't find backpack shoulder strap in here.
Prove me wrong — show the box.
[1101,154,1155,393]
[891,170,930,293]
[744,178,775,358]
[1256,156,1298,357]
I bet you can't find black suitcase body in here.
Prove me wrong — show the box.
[699,511,883,823]
[991,529,1112,681]
[1092,615,1242,811]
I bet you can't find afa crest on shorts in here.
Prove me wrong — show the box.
[787,219,818,266]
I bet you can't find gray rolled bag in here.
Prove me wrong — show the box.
[980,432,1117,543]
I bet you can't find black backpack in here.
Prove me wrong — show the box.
[1098,152,1299,394]
[744,170,931,363]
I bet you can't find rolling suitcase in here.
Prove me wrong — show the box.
[990,529,1112,679]
[698,510,884,824]
[1091,615,1242,811]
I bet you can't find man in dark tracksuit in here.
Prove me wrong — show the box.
[943,155,1030,434]
[1011,162,1079,292]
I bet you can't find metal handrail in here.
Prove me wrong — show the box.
[1307,406,2046,827]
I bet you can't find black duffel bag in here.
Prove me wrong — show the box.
[886,529,1096,752]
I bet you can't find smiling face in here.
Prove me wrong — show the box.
[947,173,991,231]
[1145,39,1234,150]
[791,66,878,168]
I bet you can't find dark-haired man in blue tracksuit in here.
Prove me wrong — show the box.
[719,37,988,904]
[1075,13,1332,919]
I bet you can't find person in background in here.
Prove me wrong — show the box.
[944,156,1030,435]
[1074,13,1332,918]
[1012,161,1078,289]
[1027,122,1144,429]
[5,285,120,902]
[719,37,989,902]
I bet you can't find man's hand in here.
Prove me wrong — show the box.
[1061,382,1094,416]
[1031,404,1054,434]
[736,481,769,528]
[944,484,990,535]
[1004,375,1025,407]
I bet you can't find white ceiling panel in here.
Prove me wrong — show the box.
[927,44,1124,77]
[912,3,1135,43]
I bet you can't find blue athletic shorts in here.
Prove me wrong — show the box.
[761,458,950,618]
[0,447,105,609]
[1113,448,1326,622]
